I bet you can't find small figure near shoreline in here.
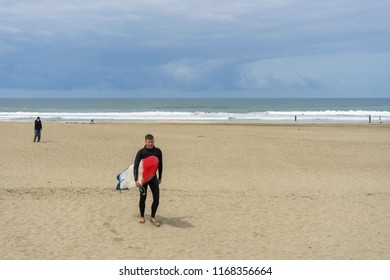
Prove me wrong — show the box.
[33,116,42,142]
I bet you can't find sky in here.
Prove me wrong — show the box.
[0,0,389,98]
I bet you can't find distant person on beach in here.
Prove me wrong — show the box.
[33,117,42,142]
[134,134,163,226]
[369,115,371,123]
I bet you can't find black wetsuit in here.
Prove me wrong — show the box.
[134,146,163,218]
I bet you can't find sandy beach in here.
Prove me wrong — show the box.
[1,121,389,260]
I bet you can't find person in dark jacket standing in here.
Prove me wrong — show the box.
[134,134,163,226]
[34,117,42,142]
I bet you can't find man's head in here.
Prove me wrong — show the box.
[145,134,155,149]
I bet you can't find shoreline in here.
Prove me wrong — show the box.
[2,97,388,123]
[1,120,389,125]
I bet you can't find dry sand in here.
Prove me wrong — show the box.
[1,122,389,259]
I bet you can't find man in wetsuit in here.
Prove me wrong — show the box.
[134,134,163,226]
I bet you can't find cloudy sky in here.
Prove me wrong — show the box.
[1,0,389,98]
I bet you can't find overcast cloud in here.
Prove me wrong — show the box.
[0,0,389,97]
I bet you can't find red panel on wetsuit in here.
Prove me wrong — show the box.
[141,156,159,184]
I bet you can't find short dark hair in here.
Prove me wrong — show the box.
[145,134,154,140]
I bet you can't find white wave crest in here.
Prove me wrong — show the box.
[0,110,388,122]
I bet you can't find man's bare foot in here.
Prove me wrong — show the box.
[150,217,160,227]
[139,217,145,224]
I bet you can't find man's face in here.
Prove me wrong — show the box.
[145,139,155,149]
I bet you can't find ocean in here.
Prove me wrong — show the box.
[0,98,389,123]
